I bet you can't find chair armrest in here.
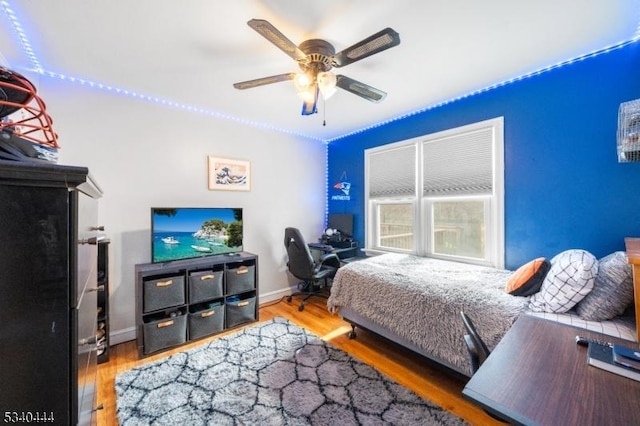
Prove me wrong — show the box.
[318,253,341,269]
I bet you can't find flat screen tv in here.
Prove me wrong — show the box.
[151,207,243,263]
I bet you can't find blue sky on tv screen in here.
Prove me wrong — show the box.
[153,208,240,232]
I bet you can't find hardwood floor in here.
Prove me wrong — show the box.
[97,296,501,425]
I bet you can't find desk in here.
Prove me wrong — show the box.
[463,315,640,425]
[308,243,360,263]
[624,237,640,341]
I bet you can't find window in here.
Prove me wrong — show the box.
[376,202,414,250]
[365,117,504,267]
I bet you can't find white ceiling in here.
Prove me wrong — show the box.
[1,0,639,141]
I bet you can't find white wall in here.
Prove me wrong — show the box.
[38,79,327,344]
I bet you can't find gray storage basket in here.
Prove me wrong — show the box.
[188,306,225,340]
[143,314,187,354]
[226,296,256,328]
[189,270,223,303]
[143,275,185,313]
[226,265,255,295]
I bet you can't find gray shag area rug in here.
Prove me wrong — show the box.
[116,317,467,425]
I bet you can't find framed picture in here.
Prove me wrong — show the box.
[208,156,251,191]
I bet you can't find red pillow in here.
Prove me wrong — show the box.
[505,257,550,296]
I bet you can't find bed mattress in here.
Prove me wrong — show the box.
[327,253,529,375]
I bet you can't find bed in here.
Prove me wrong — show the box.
[327,252,637,377]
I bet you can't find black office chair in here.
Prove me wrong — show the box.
[284,227,341,311]
[460,311,491,373]
[461,311,508,423]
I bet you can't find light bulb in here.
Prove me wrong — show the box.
[318,71,337,99]
[293,72,317,102]
[294,73,312,91]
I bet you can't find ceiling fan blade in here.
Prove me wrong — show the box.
[247,19,307,62]
[335,75,387,103]
[332,28,400,67]
[233,73,296,90]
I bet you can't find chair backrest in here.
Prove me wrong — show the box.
[460,311,491,373]
[284,227,316,280]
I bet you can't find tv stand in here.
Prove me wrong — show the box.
[135,252,259,357]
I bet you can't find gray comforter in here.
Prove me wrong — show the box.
[327,253,529,375]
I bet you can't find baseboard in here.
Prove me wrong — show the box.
[109,326,136,346]
[258,287,294,305]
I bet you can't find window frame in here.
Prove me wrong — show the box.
[364,117,504,268]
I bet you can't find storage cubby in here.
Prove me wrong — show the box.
[188,301,225,340]
[189,267,224,303]
[97,239,110,364]
[226,263,256,294]
[226,293,257,328]
[135,253,258,357]
[143,310,187,355]
[143,274,185,313]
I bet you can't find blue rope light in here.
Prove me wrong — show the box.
[324,142,330,229]
[0,0,42,73]
[0,1,324,142]
[326,38,640,143]
[2,0,639,145]
[39,71,325,141]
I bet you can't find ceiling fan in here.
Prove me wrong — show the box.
[233,19,401,115]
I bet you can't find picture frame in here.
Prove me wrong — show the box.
[208,156,251,191]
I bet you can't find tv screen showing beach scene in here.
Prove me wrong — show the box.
[151,207,243,263]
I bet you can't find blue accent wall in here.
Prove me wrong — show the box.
[327,42,640,270]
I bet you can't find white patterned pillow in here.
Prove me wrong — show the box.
[576,251,634,321]
[529,249,598,313]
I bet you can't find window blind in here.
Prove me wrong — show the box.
[368,145,416,198]
[422,127,493,196]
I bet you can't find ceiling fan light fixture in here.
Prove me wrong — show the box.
[293,72,317,102]
[294,72,312,91]
[298,87,317,103]
[234,19,401,114]
[317,71,337,99]
[301,84,319,116]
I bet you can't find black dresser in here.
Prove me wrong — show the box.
[0,160,103,425]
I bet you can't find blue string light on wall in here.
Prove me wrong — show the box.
[0,0,42,73]
[324,142,330,229]
[0,0,324,143]
[326,37,640,144]
[2,0,639,144]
